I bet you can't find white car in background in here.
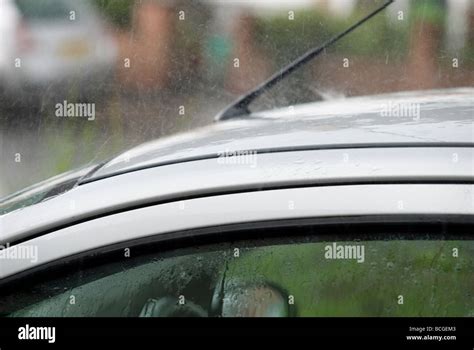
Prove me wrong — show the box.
[0,0,116,105]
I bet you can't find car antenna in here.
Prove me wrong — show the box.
[215,0,394,121]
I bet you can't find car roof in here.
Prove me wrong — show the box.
[0,88,473,245]
[86,88,474,183]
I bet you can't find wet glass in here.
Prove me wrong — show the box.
[1,0,472,197]
[2,236,473,317]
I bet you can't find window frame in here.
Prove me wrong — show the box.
[0,183,473,281]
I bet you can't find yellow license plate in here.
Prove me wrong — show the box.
[58,40,90,58]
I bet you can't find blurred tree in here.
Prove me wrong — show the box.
[92,0,134,28]
[406,0,445,89]
[254,6,408,68]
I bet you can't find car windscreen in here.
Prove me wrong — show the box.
[0,164,95,215]
[1,0,472,198]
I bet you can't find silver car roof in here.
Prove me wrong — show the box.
[86,88,474,182]
[0,88,473,245]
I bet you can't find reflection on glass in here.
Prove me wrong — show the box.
[2,238,473,317]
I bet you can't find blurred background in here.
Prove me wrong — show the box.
[0,0,473,197]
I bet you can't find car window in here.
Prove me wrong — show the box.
[1,225,472,317]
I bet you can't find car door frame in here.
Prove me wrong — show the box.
[0,183,472,281]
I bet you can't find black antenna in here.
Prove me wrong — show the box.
[216,0,394,121]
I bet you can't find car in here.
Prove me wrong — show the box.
[0,87,473,317]
[0,0,116,106]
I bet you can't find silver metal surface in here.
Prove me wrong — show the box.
[0,184,472,279]
[89,88,474,180]
[1,147,472,245]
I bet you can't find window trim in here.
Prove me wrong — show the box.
[0,214,473,288]
[0,184,473,281]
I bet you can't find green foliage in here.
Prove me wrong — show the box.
[254,9,409,67]
[410,0,445,25]
[229,240,474,316]
[91,0,134,28]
